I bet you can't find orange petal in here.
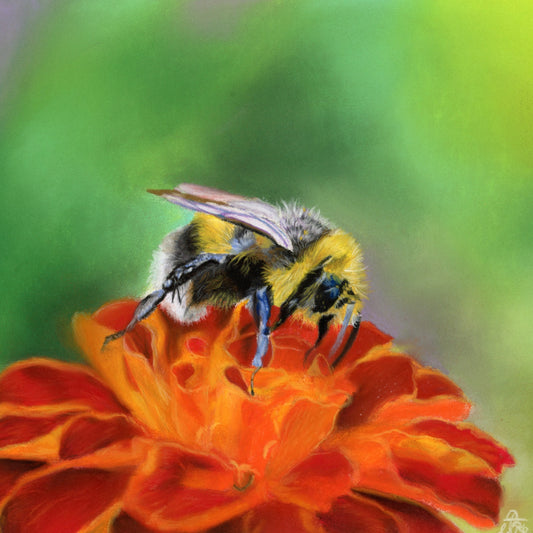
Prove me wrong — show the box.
[0,359,126,414]
[210,392,279,471]
[354,361,471,426]
[1,467,131,533]
[266,399,341,480]
[375,395,471,424]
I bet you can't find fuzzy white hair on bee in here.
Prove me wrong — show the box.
[103,183,366,395]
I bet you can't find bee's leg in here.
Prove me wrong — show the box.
[167,253,229,283]
[328,302,355,359]
[250,286,272,396]
[103,253,230,348]
[102,288,168,348]
[331,311,361,368]
[304,313,334,361]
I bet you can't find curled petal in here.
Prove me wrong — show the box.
[407,419,515,474]
[0,459,45,502]
[390,433,504,527]
[122,443,262,531]
[336,354,416,429]
[74,314,175,436]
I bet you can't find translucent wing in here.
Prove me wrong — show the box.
[148,183,294,251]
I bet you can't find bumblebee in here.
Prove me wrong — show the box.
[104,183,366,393]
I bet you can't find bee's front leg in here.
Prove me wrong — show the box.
[250,286,272,395]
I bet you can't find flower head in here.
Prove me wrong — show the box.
[0,300,514,532]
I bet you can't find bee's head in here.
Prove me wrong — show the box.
[267,229,366,323]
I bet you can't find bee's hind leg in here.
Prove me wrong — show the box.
[102,253,230,349]
[250,286,272,396]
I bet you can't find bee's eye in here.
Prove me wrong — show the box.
[313,276,341,313]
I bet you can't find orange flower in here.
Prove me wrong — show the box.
[0,300,514,532]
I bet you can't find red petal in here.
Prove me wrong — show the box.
[123,444,260,531]
[213,502,325,533]
[416,371,465,400]
[0,414,70,448]
[319,494,462,533]
[332,321,393,370]
[277,451,353,511]
[0,360,125,413]
[319,495,399,532]
[336,355,416,429]
[111,512,157,533]
[269,331,314,371]
[224,366,249,393]
[409,420,515,474]
[59,415,141,459]
[1,467,131,533]
[0,459,45,501]
[370,494,463,533]
[92,300,140,331]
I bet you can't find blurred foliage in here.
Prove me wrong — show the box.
[0,1,531,526]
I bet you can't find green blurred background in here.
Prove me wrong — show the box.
[0,1,531,529]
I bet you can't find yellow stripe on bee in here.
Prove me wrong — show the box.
[192,213,236,254]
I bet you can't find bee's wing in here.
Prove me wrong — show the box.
[149,183,294,251]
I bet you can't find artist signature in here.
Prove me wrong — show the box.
[499,510,528,533]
